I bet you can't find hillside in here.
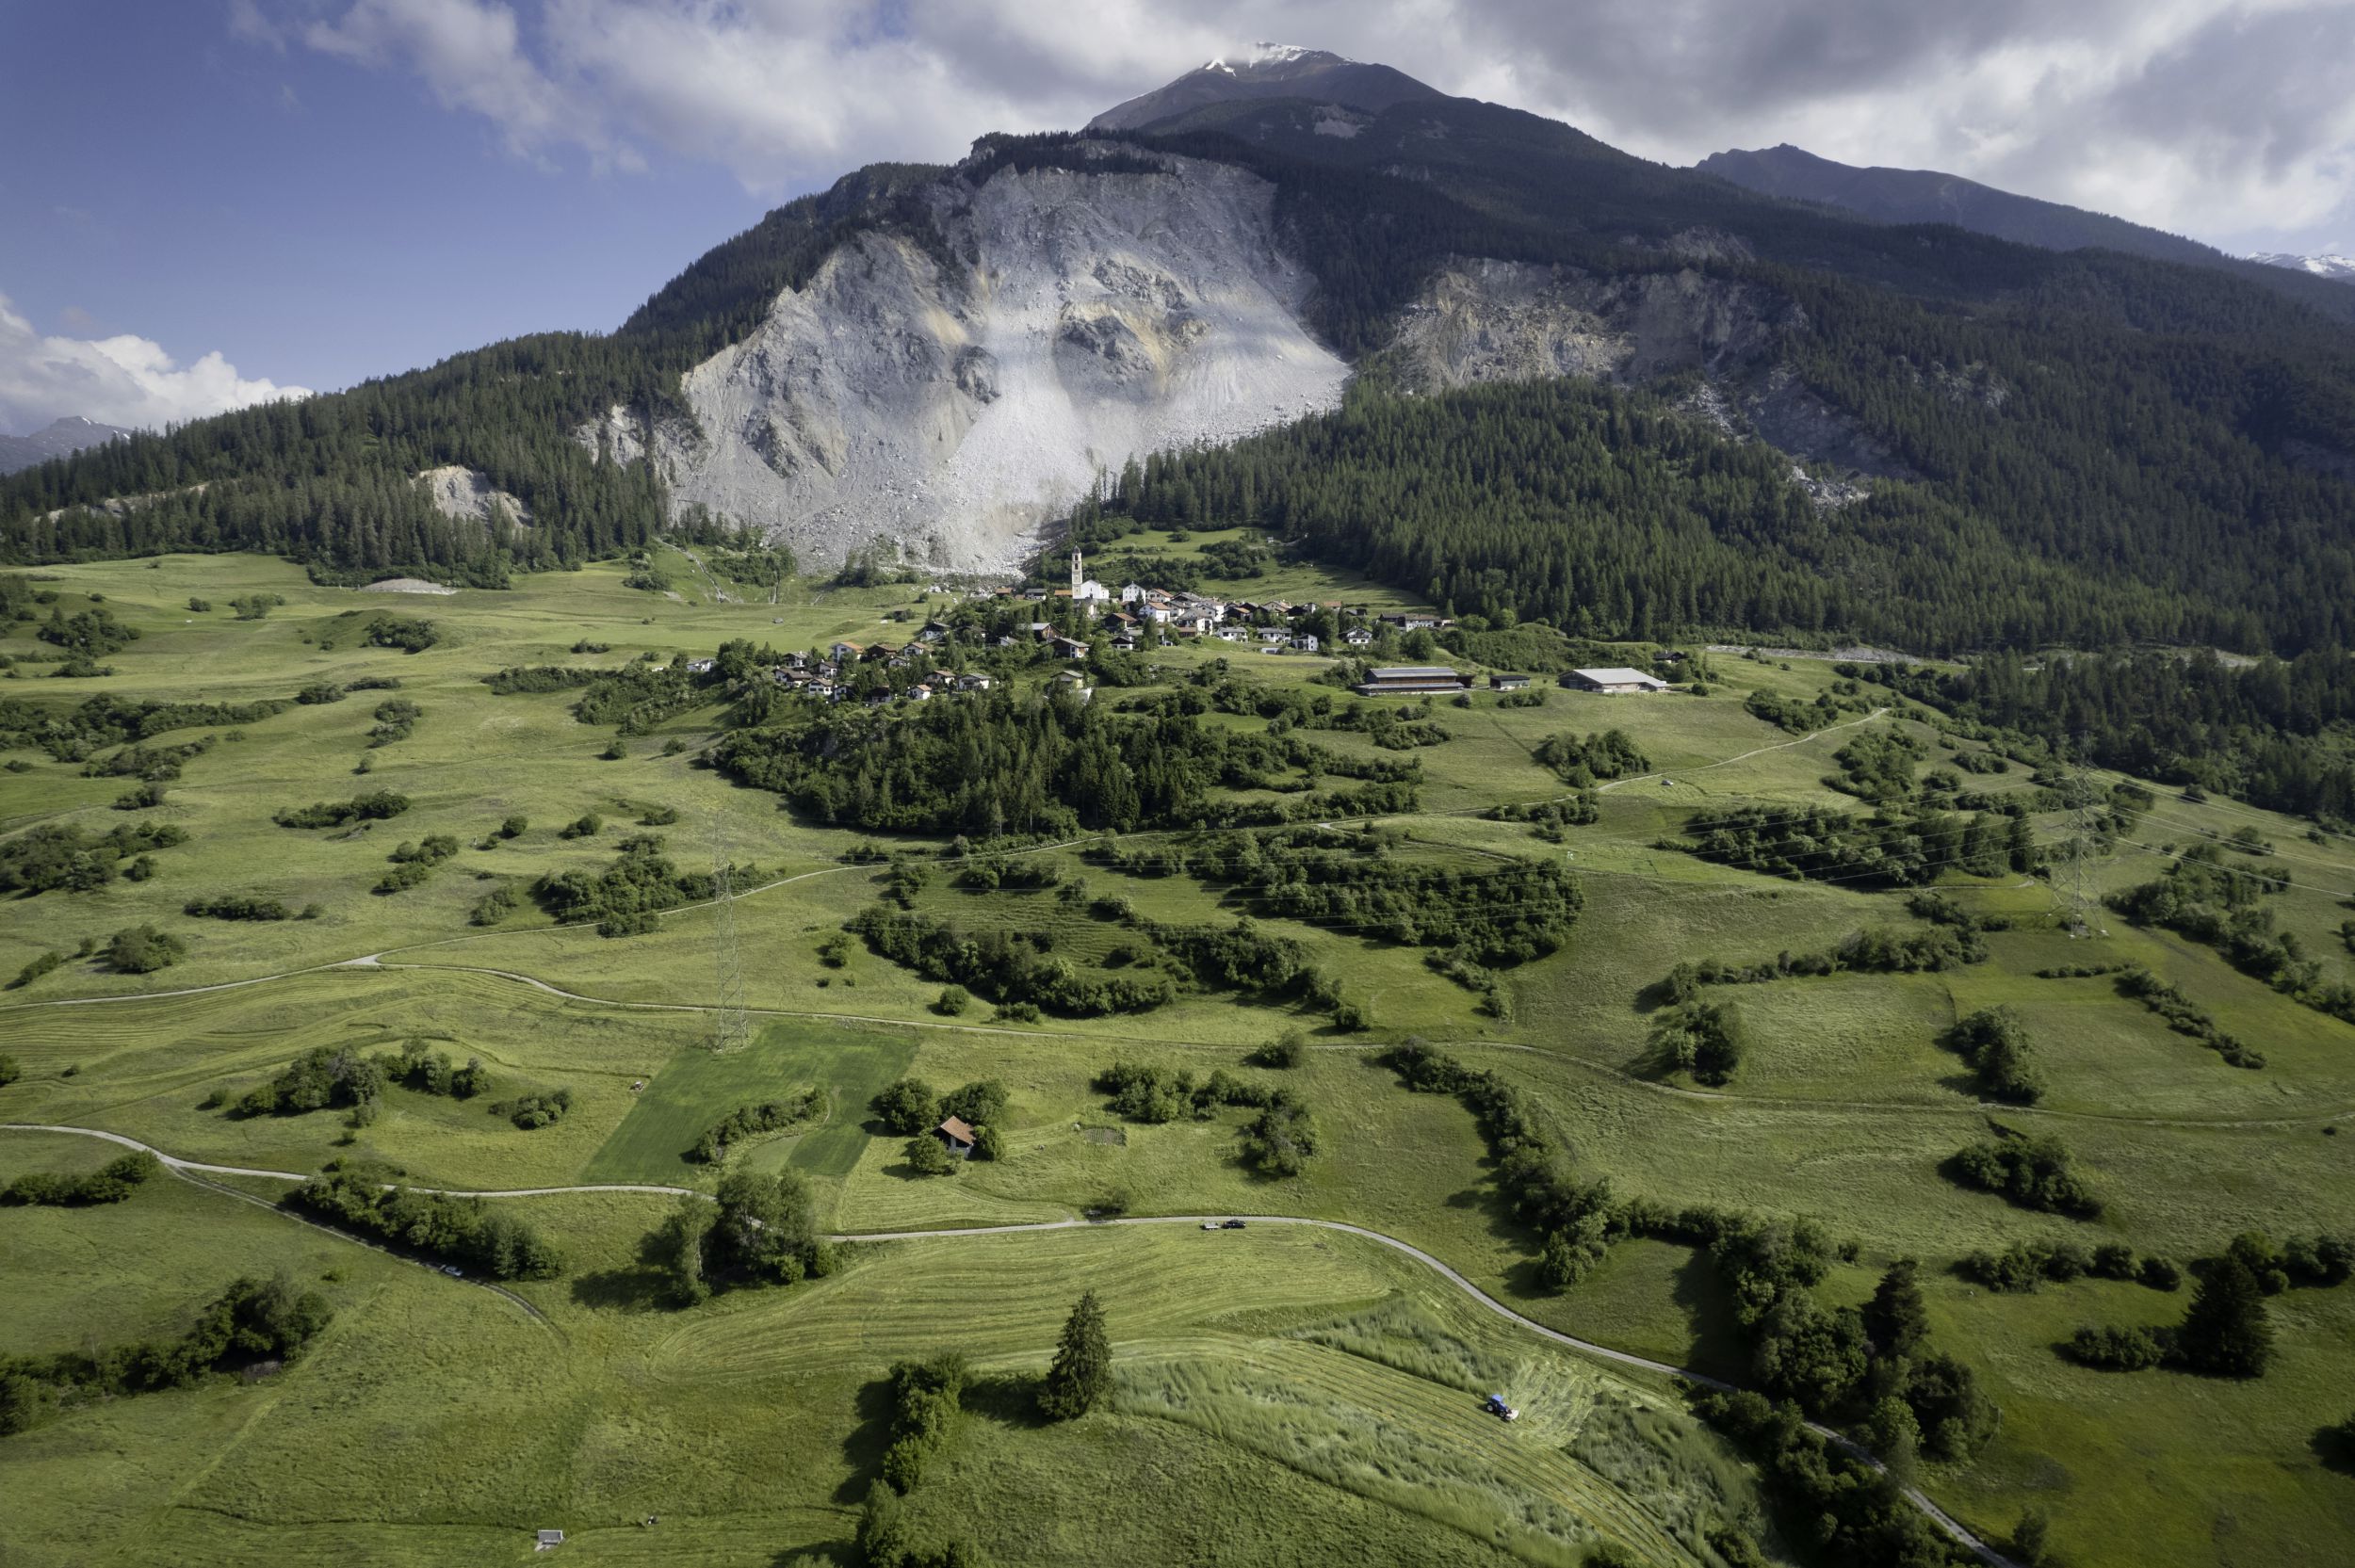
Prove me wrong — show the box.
[4,61,2355,658]
[6,545,2355,1567]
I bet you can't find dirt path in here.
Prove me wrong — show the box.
[4,1122,2011,1565]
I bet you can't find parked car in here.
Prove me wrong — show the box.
[1201,1221,1221,1231]
[1222,1219,1246,1230]
[441,1265,464,1278]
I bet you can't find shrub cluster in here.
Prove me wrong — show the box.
[366,698,422,747]
[1534,728,1649,784]
[105,923,185,973]
[2,1151,159,1206]
[1946,1133,2101,1216]
[291,1170,561,1279]
[375,833,459,894]
[1941,1007,2043,1103]
[489,1090,573,1130]
[273,789,410,829]
[532,833,740,936]
[0,820,186,895]
[2113,965,2265,1068]
[649,1170,831,1304]
[689,1090,822,1163]
[0,1275,331,1435]
[1648,1000,1747,1084]
[184,894,292,922]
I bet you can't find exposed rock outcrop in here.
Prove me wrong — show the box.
[414,466,531,526]
[601,152,1349,572]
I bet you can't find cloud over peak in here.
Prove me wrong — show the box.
[240,0,2355,249]
[0,294,311,435]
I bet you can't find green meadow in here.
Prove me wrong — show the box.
[5,544,2355,1566]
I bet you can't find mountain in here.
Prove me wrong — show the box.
[0,415,132,476]
[8,53,2355,655]
[2250,251,2355,283]
[1697,144,2355,315]
[1086,44,1442,133]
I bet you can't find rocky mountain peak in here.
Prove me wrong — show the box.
[1087,45,1443,133]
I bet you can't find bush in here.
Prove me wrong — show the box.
[7,951,65,990]
[1942,1006,2043,1103]
[905,1135,957,1176]
[273,789,410,829]
[490,1090,574,1129]
[870,1077,939,1136]
[2068,1325,2169,1370]
[290,1171,561,1279]
[559,813,603,839]
[183,894,291,921]
[1946,1133,2101,1216]
[499,814,528,838]
[1247,1028,1308,1069]
[104,924,185,974]
[932,985,970,1016]
[2,1151,160,1206]
[0,1054,21,1085]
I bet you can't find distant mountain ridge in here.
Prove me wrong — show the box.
[1087,44,1442,132]
[0,415,132,476]
[2250,251,2355,283]
[1696,144,2355,313]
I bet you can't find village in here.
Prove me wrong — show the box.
[688,549,1683,707]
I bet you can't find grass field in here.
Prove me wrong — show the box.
[7,549,2355,1567]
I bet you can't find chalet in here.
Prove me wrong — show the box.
[1293,633,1322,652]
[957,672,994,691]
[536,1530,565,1552]
[1342,627,1375,648]
[936,1116,977,1157]
[684,658,715,674]
[1379,612,1448,631]
[1489,673,1532,691]
[1566,667,1670,694]
[829,640,865,662]
[1120,582,1150,604]
[929,668,959,687]
[1355,665,1473,697]
[906,684,934,701]
[1214,628,1245,643]
[865,642,900,662]
[1053,669,1089,688]
[1257,627,1288,644]
[1048,636,1090,660]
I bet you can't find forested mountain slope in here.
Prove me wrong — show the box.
[5,67,2355,655]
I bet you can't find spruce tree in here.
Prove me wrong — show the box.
[1038,1290,1112,1419]
[1862,1257,1930,1359]
[2178,1255,2273,1378]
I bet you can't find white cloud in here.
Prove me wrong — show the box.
[0,292,312,434]
[247,0,2355,248]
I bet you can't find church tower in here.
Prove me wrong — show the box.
[1071,547,1083,598]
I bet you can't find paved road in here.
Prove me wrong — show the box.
[4,1122,2013,1565]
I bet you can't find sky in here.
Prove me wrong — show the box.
[4,0,2353,435]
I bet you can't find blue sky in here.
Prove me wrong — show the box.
[0,3,773,426]
[5,1,2352,434]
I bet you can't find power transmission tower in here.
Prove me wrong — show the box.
[709,816,750,1053]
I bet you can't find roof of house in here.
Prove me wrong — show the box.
[937,1115,977,1143]
[1573,667,1665,685]
[1369,666,1464,679]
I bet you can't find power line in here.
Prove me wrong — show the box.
[709,815,750,1054]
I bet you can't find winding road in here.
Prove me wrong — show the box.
[4,1121,2013,1566]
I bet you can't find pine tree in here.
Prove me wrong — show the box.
[1861,1257,1930,1359]
[2177,1255,2274,1378]
[1038,1290,1112,1419]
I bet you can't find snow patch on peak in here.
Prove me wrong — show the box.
[1203,43,1339,73]
[2248,250,2355,282]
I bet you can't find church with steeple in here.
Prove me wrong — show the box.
[1069,548,1111,614]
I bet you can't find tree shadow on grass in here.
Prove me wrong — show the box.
[2313,1422,2355,1476]
[832,1374,900,1506]
[568,1227,680,1311]
[771,1542,856,1567]
[1668,1248,1750,1383]
[961,1370,1050,1431]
